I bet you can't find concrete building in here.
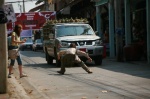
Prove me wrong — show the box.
[29,0,150,64]
[94,0,150,64]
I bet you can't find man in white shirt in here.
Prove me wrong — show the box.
[57,43,93,74]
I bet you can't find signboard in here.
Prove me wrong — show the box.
[7,11,56,30]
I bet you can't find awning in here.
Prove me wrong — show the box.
[35,0,62,5]
[35,0,44,5]
[95,0,109,6]
[57,0,83,12]
[28,4,44,12]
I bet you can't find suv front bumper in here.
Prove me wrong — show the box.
[59,45,104,57]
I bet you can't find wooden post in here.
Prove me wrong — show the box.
[109,0,115,58]
[124,0,131,45]
[114,0,124,61]
[96,6,102,37]
[0,0,7,93]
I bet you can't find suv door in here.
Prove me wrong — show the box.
[44,26,55,64]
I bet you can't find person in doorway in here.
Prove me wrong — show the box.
[103,30,109,43]
[7,32,12,51]
[57,43,93,74]
[8,24,27,78]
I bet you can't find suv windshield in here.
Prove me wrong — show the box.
[56,25,95,37]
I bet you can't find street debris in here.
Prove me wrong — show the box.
[81,96,87,99]
[102,90,108,93]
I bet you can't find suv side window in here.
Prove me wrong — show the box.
[49,29,54,39]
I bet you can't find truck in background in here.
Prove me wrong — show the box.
[20,29,33,51]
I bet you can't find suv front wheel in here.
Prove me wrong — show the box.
[94,55,102,65]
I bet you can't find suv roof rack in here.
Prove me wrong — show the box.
[43,18,89,26]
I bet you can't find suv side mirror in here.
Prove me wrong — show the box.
[49,34,54,39]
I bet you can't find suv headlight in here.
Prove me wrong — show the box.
[61,42,70,48]
[94,39,102,46]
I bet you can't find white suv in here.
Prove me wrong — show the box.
[43,23,103,65]
[20,37,33,51]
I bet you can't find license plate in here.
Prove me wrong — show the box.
[37,45,42,47]
[79,48,86,52]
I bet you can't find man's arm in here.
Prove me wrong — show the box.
[76,50,92,62]
[57,50,66,60]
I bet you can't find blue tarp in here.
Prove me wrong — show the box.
[21,29,32,37]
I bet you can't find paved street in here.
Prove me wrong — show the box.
[9,51,150,99]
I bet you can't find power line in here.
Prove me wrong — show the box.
[5,0,37,4]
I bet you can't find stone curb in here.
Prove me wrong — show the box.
[7,74,30,99]
[12,67,50,99]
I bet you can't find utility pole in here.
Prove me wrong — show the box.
[114,0,124,61]
[0,0,7,93]
[109,0,115,58]
[45,0,49,11]
[23,0,25,12]
[18,3,22,13]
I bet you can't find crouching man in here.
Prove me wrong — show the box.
[57,43,93,74]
